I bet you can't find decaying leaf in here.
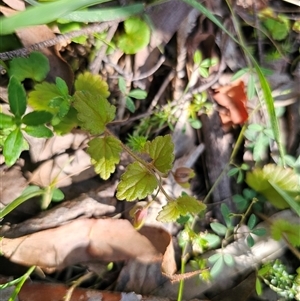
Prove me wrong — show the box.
[0,218,176,276]
[213,80,248,127]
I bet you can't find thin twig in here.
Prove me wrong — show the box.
[89,22,119,74]
[0,21,119,61]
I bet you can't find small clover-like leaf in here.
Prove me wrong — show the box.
[246,164,300,209]
[117,17,150,54]
[8,52,49,82]
[75,72,110,98]
[210,222,227,236]
[157,195,206,222]
[223,254,235,266]
[246,234,255,248]
[143,134,174,175]
[210,255,224,278]
[87,136,122,180]
[128,89,147,99]
[73,91,116,135]
[247,214,257,230]
[4,127,24,166]
[116,161,157,201]
[8,76,26,118]
[271,219,300,247]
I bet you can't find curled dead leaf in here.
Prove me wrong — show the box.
[1,218,176,276]
[213,80,248,126]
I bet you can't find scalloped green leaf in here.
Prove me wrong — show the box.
[75,72,110,98]
[143,135,174,175]
[3,127,24,166]
[22,111,53,126]
[246,164,300,209]
[8,76,26,118]
[116,161,158,201]
[8,52,49,82]
[157,195,206,222]
[117,17,150,54]
[52,107,78,135]
[271,219,300,247]
[87,136,122,180]
[246,234,255,247]
[73,91,116,135]
[28,82,64,113]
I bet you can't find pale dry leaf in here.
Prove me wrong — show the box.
[2,0,24,11]
[1,218,174,274]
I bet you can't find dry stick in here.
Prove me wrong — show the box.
[103,54,166,81]
[88,22,119,75]
[0,21,120,61]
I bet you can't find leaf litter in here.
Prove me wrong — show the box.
[0,0,300,300]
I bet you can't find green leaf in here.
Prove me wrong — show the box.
[247,74,255,100]
[223,254,234,266]
[208,253,222,264]
[193,50,202,65]
[0,113,15,129]
[231,68,249,81]
[0,0,110,35]
[263,15,290,41]
[8,76,26,118]
[125,96,136,113]
[271,219,300,247]
[28,82,64,113]
[128,89,147,99]
[0,185,44,219]
[246,234,255,247]
[118,76,127,94]
[221,203,232,228]
[210,222,227,236]
[51,188,65,202]
[75,72,110,98]
[3,127,24,166]
[188,118,202,129]
[210,256,224,278]
[251,228,267,237]
[22,111,53,126]
[246,164,300,209]
[269,181,300,216]
[24,125,53,138]
[55,77,69,96]
[143,135,175,175]
[256,278,262,296]
[117,17,150,54]
[52,107,78,135]
[247,214,257,230]
[8,52,49,82]
[233,194,248,211]
[228,167,240,176]
[73,90,116,135]
[198,67,209,78]
[116,161,158,201]
[62,4,144,22]
[157,195,206,222]
[253,132,270,161]
[87,136,122,180]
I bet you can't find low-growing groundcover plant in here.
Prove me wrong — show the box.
[0,0,300,300]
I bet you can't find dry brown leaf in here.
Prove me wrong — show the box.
[213,80,248,126]
[1,218,176,275]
